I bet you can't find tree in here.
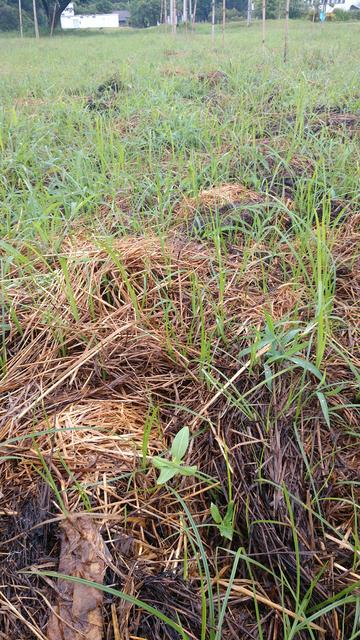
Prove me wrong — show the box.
[19,0,24,35]
[33,0,40,36]
[130,0,161,27]
[0,2,20,30]
[192,0,197,27]
[247,0,251,24]
[96,0,112,11]
[172,0,176,32]
[40,0,73,30]
[255,0,277,19]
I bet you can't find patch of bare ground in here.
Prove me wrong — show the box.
[175,183,291,238]
[256,137,316,192]
[198,70,228,86]
[311,107,360,136]
[161,66,189,77]
[86,75,131,112]
[112,114,141,136]
[163,49,189,58]
[0,221,359,638]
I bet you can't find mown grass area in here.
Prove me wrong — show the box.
[0,20,359,640]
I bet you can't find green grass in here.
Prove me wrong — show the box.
[1,19,360,640]
[0,21,359,243]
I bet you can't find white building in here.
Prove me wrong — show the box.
[326,0,360,11]
[60,3,130,30]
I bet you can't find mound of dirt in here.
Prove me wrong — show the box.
[311,109,360,137]
[255,138,316,198]
[161,66,188,77]
[176,183,288,238]
[178,184,265,217]
[198,70,228,86]
[86,74,130,112]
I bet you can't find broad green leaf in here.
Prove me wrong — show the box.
[152,455,170,469]
[171,426,189,462]
[316,391,330,427]
[179,464,197,477]
[266,341,308,364]
[288,356,322,381]
[157,467,178,485]
[210,503,222,524]
[152,456,197,484]
[219,521,234,541]
[238,337,272,359]
[282,328,302,344]
[220,503,234,541]
[263,310,276,335]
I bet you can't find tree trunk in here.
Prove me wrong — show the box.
[262,0,266,47]
[189,0,192,21]
[222,0,226,46]
[183,0,187,22]
[192,0,197,31]
[211,0,215,44]
[50,0,57,36]
[33,0,40,38]
[284,0,290,62]
[41,0,72,32]
[18,0,23,37]
[172,0,177,33]
[247,0,252,26]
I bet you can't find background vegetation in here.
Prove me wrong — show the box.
[0,0,311,32]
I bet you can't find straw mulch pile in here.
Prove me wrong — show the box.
[0,214,359,639]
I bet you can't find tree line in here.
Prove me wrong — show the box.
[0,0,307,33]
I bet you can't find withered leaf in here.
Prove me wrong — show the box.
[47,516,110,640]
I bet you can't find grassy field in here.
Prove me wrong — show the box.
[0,20,360,640]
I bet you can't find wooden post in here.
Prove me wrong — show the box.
[33,0,40,38]
[284,0,290,62]
[262,0,266,47]
[18,0,23,37]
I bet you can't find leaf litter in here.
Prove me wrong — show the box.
[47,517,110,640]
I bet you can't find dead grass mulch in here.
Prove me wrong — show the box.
[0,221,359,639]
